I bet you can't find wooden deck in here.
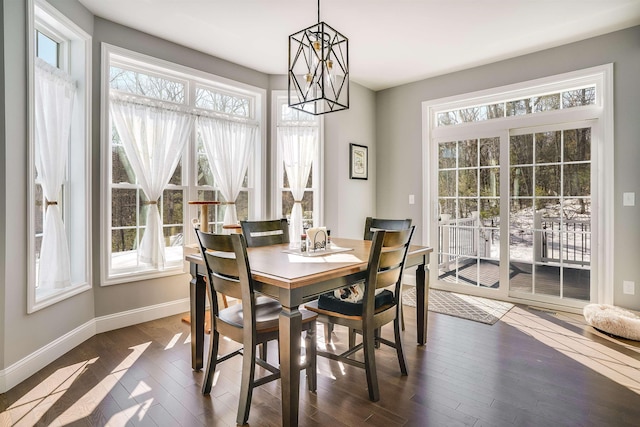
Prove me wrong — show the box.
[439,259,590,301]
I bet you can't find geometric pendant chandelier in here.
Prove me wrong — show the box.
[288,0,349,115]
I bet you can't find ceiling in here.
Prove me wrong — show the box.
[78,0,640,91]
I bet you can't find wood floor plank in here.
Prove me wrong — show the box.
[2,303,640,426]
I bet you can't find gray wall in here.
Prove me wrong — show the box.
[267,76,377,239]
[323,83,377,239]
[0,0,6,370]
[89,17,272,318]
[375,25,640,310]
[1,0,97,372]
[0,0,376,375]
[2,0,638,388]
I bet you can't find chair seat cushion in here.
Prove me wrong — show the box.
[583,304,640,341]
[220,296,317,332]
[333,280,386,303]
[317,289,395,317]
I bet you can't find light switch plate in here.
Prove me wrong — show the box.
[623,280,635,295]
[409,194,415,205]
[623,192,635,206]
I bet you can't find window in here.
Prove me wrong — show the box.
[436,86,596,126]
[28,0,92,312]
[102,44,264,284]
[36,30,59,67]
[273,92,323,234]
[424,65,613,309]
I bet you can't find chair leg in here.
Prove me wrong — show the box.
[394,317,408,376]
[305,323,317,392]
[259,342,267,362]
[237,338,257,425]
[348,328,357,348]
[362,325,380,402]
[324,322,334,344]
[202,330,220,394]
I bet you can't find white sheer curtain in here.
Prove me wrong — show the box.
[198,116,257,226]
[110,95,194,267]
[34,58,76,290]
[278,126,318,244]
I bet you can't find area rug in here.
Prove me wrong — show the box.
[403,287,514,325]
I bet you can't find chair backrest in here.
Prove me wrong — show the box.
[195,228,257,325]
[363,226,415,316]
[363,217,412,240]
[240,219,290,247]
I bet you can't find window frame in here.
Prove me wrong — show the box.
[422,64,614,306]
[271,91,324,227]
[101,43,265,285]
[27,0,93,313]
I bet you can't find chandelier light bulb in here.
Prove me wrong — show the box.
[304,72,317,98]
[325,59,335,87]
[310,38,322,72]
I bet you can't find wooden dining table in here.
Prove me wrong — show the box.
[185,237,432,427]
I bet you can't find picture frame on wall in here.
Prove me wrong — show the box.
[349,143,368,180]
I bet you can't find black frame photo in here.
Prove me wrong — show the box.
[349,143,368,180]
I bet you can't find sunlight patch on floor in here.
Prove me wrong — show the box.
[502,306,640,394]
[5,359,94,426]
[165,332,183,350]
[50,342,152,425]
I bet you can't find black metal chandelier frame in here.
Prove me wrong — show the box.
[288,0,349,115]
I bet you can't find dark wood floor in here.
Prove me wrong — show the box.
[2,300,640,426]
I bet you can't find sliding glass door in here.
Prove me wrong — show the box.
[437,137,502,289]
[508,125,591,303]
[426,66,613,309]
[434,124,593,307]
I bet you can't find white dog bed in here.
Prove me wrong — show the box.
[583,304,640,341]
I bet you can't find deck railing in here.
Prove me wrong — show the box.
[534,212,590,266]
[439,210,591,271]
[439,211,491,271]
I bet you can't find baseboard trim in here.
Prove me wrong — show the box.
[0,298,190,393]
[0,320,96,395]
[95,298,190,334]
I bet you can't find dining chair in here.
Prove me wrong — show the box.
[324,217,413,344]
[239,218,291,359]
[305,226,415,402]
[240,218,290,247]
[195,228,317,425]
[363,217,412,241]
[364,217,413,331]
